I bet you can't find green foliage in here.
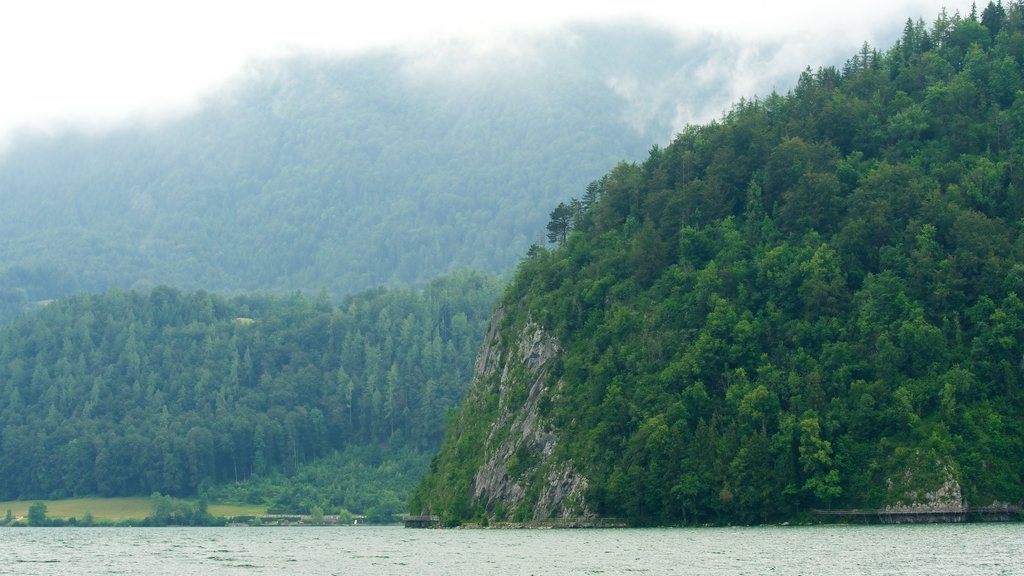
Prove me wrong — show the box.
[207,444,429,522]
[0,271,503,517]
[547,202,575,245]
[146,492,223,526]
[27,501,47,526]
[418,5,1024,525]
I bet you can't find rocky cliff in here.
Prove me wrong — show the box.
[471,309,591,521]
[410,307,592,523]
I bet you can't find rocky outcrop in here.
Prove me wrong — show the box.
[884,459,965,519]
[885,472,963,513]
[467,311,591,521]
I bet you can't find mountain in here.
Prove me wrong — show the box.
[0,271,503,519]
[411,5,1024,526]
[0,24,822,324]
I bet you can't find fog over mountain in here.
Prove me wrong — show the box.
[0,23,903,321]
[1,0,950,148]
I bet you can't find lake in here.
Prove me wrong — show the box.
[2,523,1022,575]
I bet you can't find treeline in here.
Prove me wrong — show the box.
[0,271,504,513]
[415,3,1024,525]
[207,444,430,521]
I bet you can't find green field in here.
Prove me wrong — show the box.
[0,497,266,522]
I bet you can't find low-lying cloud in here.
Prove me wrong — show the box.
[0,0,962,152]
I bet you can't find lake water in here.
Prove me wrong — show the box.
[2,523,1021,575]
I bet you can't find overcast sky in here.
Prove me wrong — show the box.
[0,0,966,148]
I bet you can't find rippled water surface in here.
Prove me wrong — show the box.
[2,523,1022,575]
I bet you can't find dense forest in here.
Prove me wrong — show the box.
[0,25,809,325]
[413,3,1024,525]
[0,271,503,519]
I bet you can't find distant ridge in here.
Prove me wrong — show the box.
[0,24,859,323]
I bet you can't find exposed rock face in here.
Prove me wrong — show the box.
[467,309,591,521]
[885,460,964,513]
[535,464,590,519]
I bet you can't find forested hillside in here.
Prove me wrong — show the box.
[413,4,1024,526]
[0,25,803,324]
[0,272,503,519]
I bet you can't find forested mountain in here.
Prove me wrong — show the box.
[412,4,1024,526]
[0,25,816,324]
[0,271,503,519]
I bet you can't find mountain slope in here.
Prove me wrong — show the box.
[412,5,1024,526]
[0,271,503,517]
[0,25,822,323]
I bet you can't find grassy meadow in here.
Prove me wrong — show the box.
[0,497,266,522]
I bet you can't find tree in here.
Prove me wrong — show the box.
[546,202,573,244]
[309,505,325,525]
[982,1,1006,40]
[799,414,841,508]
[27,501,47,526]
